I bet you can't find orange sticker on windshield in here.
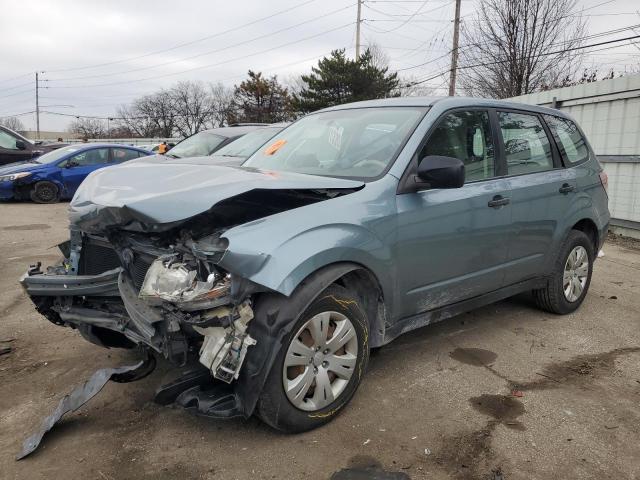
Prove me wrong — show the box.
[264,139,287,155]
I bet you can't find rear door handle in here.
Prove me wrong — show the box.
[559,183,576,194]
[488,195,510,208]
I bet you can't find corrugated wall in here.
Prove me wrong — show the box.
[508,75,640,235]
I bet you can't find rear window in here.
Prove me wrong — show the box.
[543,115,589,165]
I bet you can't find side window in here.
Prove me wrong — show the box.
[68,148,109,166]
[111,148,141,163]
[0,130,18,149]
[420,110,495,182]
[543,115,589,165]
[498,111,553,175]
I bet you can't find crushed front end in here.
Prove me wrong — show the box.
[20,224,260,415]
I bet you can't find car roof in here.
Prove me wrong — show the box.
[65,143,149,151]
[199,125,273,138]
[318,96,572,119]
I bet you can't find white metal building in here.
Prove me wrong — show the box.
[508,74,640,238]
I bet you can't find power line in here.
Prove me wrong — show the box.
[49,4,356,82]
[44,0,319,74]
[402,33,640,88]
[47,23,355,89]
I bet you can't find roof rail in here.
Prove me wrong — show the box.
[227,123,270,127]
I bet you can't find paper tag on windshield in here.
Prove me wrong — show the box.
[264,139,287,155]
[328,125,344,150]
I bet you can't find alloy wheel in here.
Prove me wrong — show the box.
[563,245,589,302]
[282,311,358,411]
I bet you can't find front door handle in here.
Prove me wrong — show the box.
[488,195,510,208]
[559,183,576,194]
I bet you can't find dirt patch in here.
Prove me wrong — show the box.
[450,348,497,367]
[331,456,410,480]
[607,232,640,251]
[512,347,640,391]
[2,224,51,231]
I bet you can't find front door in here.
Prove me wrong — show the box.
[395,109,512,320]
[59,147,110,196]
[0,130,33,165]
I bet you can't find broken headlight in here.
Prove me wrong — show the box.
[139,256,229,308]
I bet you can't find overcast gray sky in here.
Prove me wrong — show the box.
[1,0,638,132]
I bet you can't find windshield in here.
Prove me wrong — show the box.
[35,145,83,164]
[168,131,225,158]
[243,107,427,178]
[214,127,283,158]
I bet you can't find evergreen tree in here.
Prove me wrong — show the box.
[294,49,399,113]
[230,71,293,123]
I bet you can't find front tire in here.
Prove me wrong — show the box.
[30,181,60,203]
[257,284,369,432]
[534,229,594,314]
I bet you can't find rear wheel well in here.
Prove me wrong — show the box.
[571,219,598,253]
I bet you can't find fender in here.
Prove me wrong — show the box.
[234,262,367,418]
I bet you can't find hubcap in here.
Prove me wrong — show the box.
[563,246,589,302]
[282,311,358,411]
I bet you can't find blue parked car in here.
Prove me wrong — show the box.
[0,143,151,203]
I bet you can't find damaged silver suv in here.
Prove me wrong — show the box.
[21,97,610,433]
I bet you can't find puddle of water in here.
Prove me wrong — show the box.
[449,348,497,367]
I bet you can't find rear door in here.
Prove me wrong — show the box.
[59,147,110,196]
[110,147,144,164]
[395,108,512,319]
[497,110,577,285]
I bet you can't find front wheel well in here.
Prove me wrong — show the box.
[332,267,386,347]
[571,219,599,253]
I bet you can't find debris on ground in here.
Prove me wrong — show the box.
[16,357,154,460]
[362,439,371,446]
[511,390,524,397]
[0,346,12,356]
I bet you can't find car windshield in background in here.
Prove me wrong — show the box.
[243,107,427,179]
[34,145,81,164]
[168,132,225,158]
[214,127,283,158]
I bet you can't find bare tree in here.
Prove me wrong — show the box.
[459,0,586,98]
[171,81,214,136]
[367,42,391,71]
[0,116,25,131]
[117,91,175,138]
[68,117,107,138]
[207,82,234,128]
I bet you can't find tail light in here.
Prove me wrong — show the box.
[599,171,608,195]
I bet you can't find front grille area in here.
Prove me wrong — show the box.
[130,254,153,290]
[78,240,121,275]
[78,237,154,291]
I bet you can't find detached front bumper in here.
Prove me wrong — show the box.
[20,267,121,297]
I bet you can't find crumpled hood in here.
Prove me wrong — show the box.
[0,161,47,176]
[69,160,364,233]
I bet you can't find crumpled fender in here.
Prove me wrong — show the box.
[235,263,364,418]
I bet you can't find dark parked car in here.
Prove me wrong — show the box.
[21,97,609,434]
[0,143,151,203]
[0,126,67,166]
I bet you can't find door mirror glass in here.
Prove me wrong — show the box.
[416,155,465,189]
[15,140,26,150]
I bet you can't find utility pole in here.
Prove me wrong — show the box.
[35,72,40,139]
[448,0,462,96]
[355,0,362,58]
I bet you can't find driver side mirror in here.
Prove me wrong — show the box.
[415,155,465,189]
[65,161,79,169]
[15,140,26,150]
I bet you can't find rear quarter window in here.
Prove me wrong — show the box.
[543,115,589,166]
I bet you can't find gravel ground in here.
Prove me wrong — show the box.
[1,202,639,480]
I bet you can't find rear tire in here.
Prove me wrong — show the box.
[533,229,594,314]
[257,284,369,433]
[30,181,60,203]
